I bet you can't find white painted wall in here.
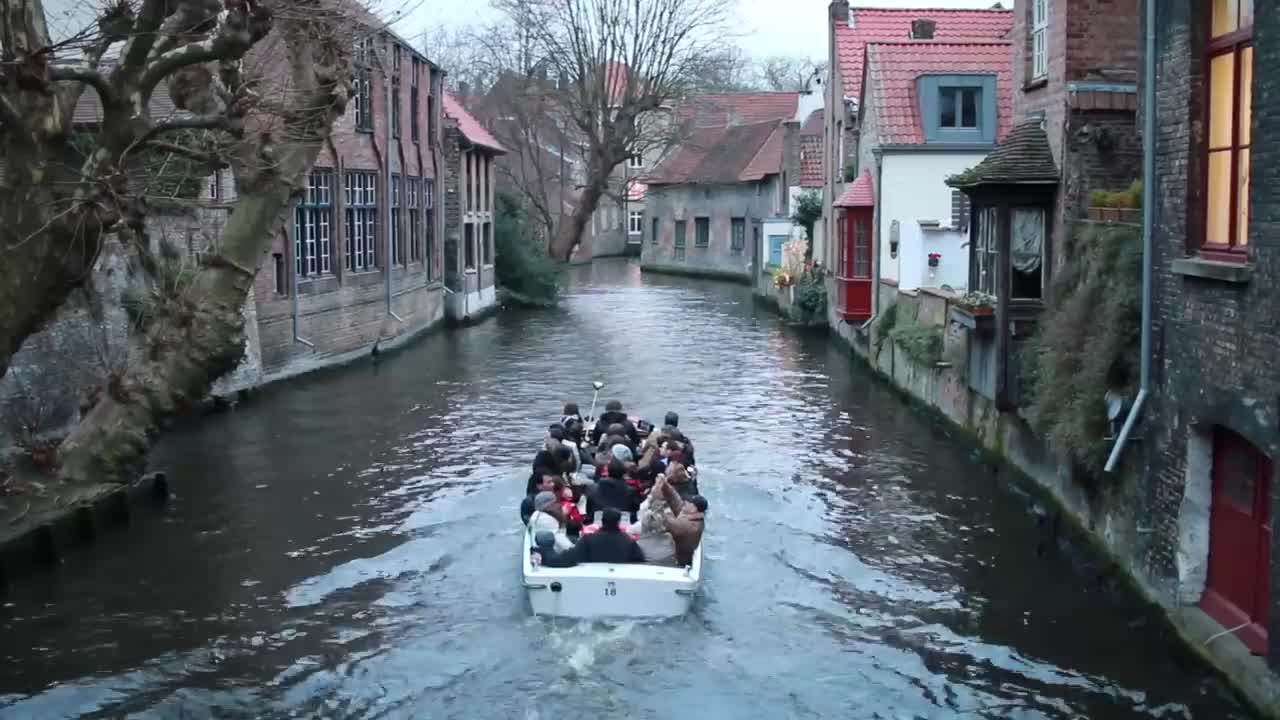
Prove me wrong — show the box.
[878,151,989,292]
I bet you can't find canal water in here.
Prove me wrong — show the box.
[0,261,1256,719]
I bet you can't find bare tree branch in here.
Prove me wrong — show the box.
[51,64,114,107]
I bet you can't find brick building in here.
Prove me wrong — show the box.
[1145,0,1277,670]
[254,32,448,379]
[442,93,506,322]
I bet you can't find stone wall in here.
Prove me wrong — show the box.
[641,180,778,281]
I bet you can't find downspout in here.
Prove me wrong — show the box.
[1104,0,1155,473]
[290,227,314,348]
[385,48,405,324]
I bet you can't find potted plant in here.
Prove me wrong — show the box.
[928,252,941,268]
[956,291,996,316]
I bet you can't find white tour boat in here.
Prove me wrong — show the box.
[521,381,704,619]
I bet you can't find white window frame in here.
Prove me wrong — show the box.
[628,210,643,235]
[1031,0,1048,80]
[627,154,643,169]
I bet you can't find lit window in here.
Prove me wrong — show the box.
[1203,0,1253,257]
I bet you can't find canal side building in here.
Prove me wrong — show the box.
[442,93,506,323]
[251,34,447,382]
[1145,0,1280,692]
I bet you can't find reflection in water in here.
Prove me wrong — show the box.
[0,260,1255,719]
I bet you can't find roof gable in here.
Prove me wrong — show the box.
[865,41,1013,146]
[833,8,1013,100]
[444,93,506,154]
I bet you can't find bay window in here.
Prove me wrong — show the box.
[1204,0,1253,258]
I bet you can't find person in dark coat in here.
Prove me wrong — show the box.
[541,509,644,566]
[521,474,558,523]
[586,460,636,522]
[590,400,639,447]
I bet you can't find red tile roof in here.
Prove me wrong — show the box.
[443,92,506,154]
[866,41,1013,145]
[645,121,782,185]
[833,8,1013,100]
[799,135,824,188]
[800,108,823,136]
[675,92,800,128]
[834,171,875,208]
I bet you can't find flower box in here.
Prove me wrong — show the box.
[950,304,996,334]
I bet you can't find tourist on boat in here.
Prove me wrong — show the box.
[562,402,582,427]
[666,494,707,567]
[554,476,585,525]
[528,434,575,494]
[586,460,638,522]
[590,400,639,447]
[666,461,699,500]
[537,508,645,567]
[633,473,680,566]
[530,530,567,567]
[521,474,559,524]
[527,491,574,551]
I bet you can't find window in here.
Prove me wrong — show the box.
[651,217,659,245]
[754,225,761,259]
[391,174,404,265]
[940,87,979,129]
[973,206,998,295]
[768,235,786,267]
[730,218,745,254]
[344,171,377,271]
[694,217,709,248]
[425,179,436,279]
[353,38,373,132]
[482,221,493,265]
[273,253,285,295]
[1204,0,1253,257]
[464,224,476,269]
[410,59,420,143]
[629,211,643,235]
[853,217,871,278]
[293,169,333,278]
[407,177,422,263]
[465,153,473,212]
[391,71,401,138]
[1011,207,1045,300]
[919,75,996,143]
[628,154,643,169]
[207,170,221,201]
[1031,0,1048,80]
[674,220,686,260]
[427,91,435,144]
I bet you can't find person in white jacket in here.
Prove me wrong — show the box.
[527,491,574,552]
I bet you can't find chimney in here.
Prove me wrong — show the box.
[829,0,850,26]
[910,19,937,39]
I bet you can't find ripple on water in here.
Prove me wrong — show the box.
[0,262,1259,720]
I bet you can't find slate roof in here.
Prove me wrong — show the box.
[645,120,782,185]
[866,41,1014,146]
[947,121,1059,189]
[833,7,1013,99]
[444,92,506,154]
[834,171,875,207]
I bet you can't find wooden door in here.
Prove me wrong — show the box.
[1202,428,1273,654]
[839,209,873,320]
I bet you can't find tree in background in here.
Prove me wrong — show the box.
[0,0,357,482]
[757,55,826,92]
[494,0,728,261]
[494,191,561,306]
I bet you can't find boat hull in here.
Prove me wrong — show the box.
[521,528,702,619]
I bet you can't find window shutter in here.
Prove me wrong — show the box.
[951,190,970,231]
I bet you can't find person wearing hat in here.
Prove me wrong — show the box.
[530,530,567,567]
[539,508,644,567]
[527,490,574,551]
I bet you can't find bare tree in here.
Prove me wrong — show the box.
[0,0,357,482]
[494,0,727,261]
[757,54,826,92]
[421,23,493,94]
[689,45,758,93]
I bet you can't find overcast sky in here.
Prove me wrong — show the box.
[386,0,1010,61]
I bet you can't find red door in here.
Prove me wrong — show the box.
[838,209,873,320]
[1202,428,1273,654]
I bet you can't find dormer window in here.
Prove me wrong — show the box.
[918,74,997,144]
[940,87,979,129]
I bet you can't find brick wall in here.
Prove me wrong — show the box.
[1146,0,1280,659]
[641,181,774,279]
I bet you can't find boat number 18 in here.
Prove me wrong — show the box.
[604,582,617,597]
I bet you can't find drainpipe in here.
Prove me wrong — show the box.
[385,48,405,324]
[1104,0,1155,473]
[291,234,314,349]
